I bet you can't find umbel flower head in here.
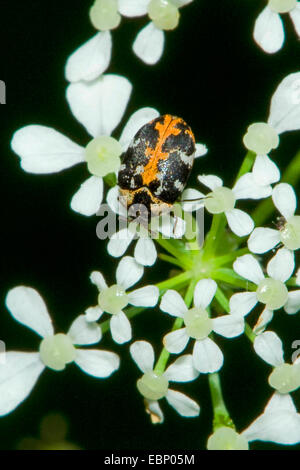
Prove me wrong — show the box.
[130,340,200,423]
[207,392,300,449]
[160,279,244,373]
[87,256,159,344]
[0,286,120,416]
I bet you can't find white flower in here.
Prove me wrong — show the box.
[248,183,300,255]
[182,174,257,237]
[230,250,300,331]
[0,286,120,416]
[243,72,300,162]
[253,1,300,54]
[118,0,194,64]
[160,279,244,373]
[130,340,200,423]
[11,91,167,218]
[87,256,159,343]
[208,392,300,448]
[253,331,300,394]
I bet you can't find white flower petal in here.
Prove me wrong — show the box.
[163,328,190,354]
[290,4,300,36]
[253,308,274,334]
[229,292,258,317]
[118,0,149,17]
[226,209,254,237]
[267,247,294,282]
[232,173,272,200]
[265,391,297,414]
[233,254,264,284]
[70,176,103,216]
[128,285,159,307]
[166,389,200,417]
[272,183,297,220]
[134,237,157,266]
[193,279,217,309]
[66,74,132,137]
[130,340,155,373]
[133,22,165,65]
[119,107,160,151]
[197,174,223,191]
[90,271,107,291]
[107,228,135,258]
[67,314,101,345]
[213,315,245,338]
[110,311,132,344]
[165,355,199,382]
[193,338,224,374]
[85,305,104,322]
[181,188,205,212]
[107,186,128,217]
[252,155,280,186]
[195,143,208,158]
[116,256,144,290]
[5,287,54,338]
[248,227,280,254]
[253,6,284,54]
[11,125,85,174]
[268,71,300,134]
[74,349,119,378]
[253,331,284,366]
[145,399,164,424]
[160,290,187,318]
[242,394,300,445]
[0,352,45,416]
[284,290,300,314]
[65,32,112,82]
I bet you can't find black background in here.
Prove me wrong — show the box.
[0,0,300,450]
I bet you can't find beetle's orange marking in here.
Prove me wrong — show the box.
[141,115,183,186]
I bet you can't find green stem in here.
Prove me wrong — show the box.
[212,268,257,290]
[213,248,250,268]
[235,150,256,182]
[203,214,226,260]
[208,373,234,431]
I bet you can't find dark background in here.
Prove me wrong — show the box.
[0,0,300,450]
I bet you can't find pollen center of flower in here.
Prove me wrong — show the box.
[280,215,300,250]
[89,0,121,31]
[137,371,169,400]
[39,333,76,371]
[148,0,180,30]
[207,427,249,450]
[268,363,300,394]
[183,307,213,340]
[204,187,236,214]
[85,136,122,177]
[268,0,297,13]
[243,122,279,155]
[256,278,288,310]
[98,284,129,315]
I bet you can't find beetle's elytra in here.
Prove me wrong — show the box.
[118,114,196,216]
